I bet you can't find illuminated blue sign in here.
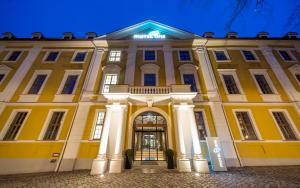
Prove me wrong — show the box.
[133,31,166,39]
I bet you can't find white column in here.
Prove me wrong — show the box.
[0,45,41,102]
[209,102,240,167]
[124,45,137,86]
[173,104,209,173]
[59,103,91,171]
[91,104,127,175]
[261,46,300,102]
[163,45,176,85]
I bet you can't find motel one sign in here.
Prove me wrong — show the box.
[133,31,166,39]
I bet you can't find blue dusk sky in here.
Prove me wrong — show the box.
[1,0,300,38]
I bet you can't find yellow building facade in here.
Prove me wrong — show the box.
[0,20,299,175]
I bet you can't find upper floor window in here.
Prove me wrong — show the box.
[0,74,5,83]
[92,111,106,140]
[144,74,156,86]
[214,50,229,61]
[179,51,191,61]
[3,111,28,140]
[45,51,59,62]
[43,112,65,140]
[109,50,121,62]
[235,111,258,140]
[144,50,156,61]
[272,111,297,140]
[296,74,300,83]
[278,50,294,61]
[103,74,118,93]
[222,75,240,94]
[254,74,273,94]
[28,74,47,94]
[61,75,79,94]
[194,111,207,140]
[183,74,197,92]
[242,50,257,61]
[72,52,87,62]
[6,51,22,61]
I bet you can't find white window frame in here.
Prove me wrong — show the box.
[178,49,193,62]
[0,109,32,140]
[218,69,246,101]
[288,64,300,85]
[71,50,88,63]
[4,50,24,62]
[0,65,12,85]
[212,49,231,62]
[108,50,122,62]
[232,109,262,141]
[178,64,200,93]
[19,70,52,102]
[249,69,281,102]
[240,49,259,62]
[100,65,121,93]
[143,49,157,62]
[276,49,297,62]
[89,109,106,140]
[194,109,210,138]
[140,64,160,86]
[38,109,68,141]
[54,70,82,102]
[269,109,300,141]
[42,51,60,63]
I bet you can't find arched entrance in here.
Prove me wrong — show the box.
[132,111,167,161]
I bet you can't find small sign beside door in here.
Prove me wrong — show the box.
[206,137,227,171]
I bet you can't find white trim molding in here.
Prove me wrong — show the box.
[0,109,32,140]
[19,70,52,102]
[268,109,300,141]
[232,109,262,141]
[218,69,247,102]
[288,64,300,85]
[212,49,231,62]
[38,109,68,140]
[178,64,201,93]
[140,64,160,86]
[0,65,12,85]
[249,69,281,102]
[54,70,83,102]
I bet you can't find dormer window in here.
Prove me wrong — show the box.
[179,51,191,61]
[144,50,156,61]
[109,50,121,62]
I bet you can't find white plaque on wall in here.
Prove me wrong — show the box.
[206,137,227,171]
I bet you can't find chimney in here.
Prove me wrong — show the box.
[203,32,214,38]
[32,32,43,39]
[86,32,97,39]
[63,32,74,39]
[226,32,238,39]
[2,32,14,39]
[285,32,298,39]
[257,32,269,39]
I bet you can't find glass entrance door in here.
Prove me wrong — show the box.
[142,132,157,160]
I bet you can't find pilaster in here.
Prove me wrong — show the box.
[124,45,137,86]
[163,45,176,85]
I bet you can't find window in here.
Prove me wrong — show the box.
[45,51,59,62]
[103,74,118,93]
[0,74,5,83]
[223,75,240,94]
[3,112,28,140]
[278,50,294,61]
[194,111,207,140]
[92,112,105,140]
[72,52,86,62]
[235,111,258,140]
[179,51,191,61]
[61,75,78,94]
[295,74,300,83]
[43,112,65,140]
[242,50,257,61]
[27,74,47,94]
[272,112,297,140]
[144,74,156,86]
[109,50,121,62]
[7,51,22,61]
[254,74,273,94]
[214,50,229,61]
[183,74,197,92]
[144,50,156,61]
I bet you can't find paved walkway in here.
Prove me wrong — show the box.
[0,165,300,188]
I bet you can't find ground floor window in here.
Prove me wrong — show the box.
[92,111,106,140]
[194,111,207,140]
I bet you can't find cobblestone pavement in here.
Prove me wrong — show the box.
[0,165,300,188]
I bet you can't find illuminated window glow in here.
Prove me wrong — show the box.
[93,112,105,140]
[109,50,121,62]
[103,74,118,93]
[133,30,166,39]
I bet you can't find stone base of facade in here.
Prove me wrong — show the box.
[241,158,300,166]
[109,159,123,173]
[58,158,76,172]
[177,159,192,172]
[90,158,107,175]
[193,159,210,173]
